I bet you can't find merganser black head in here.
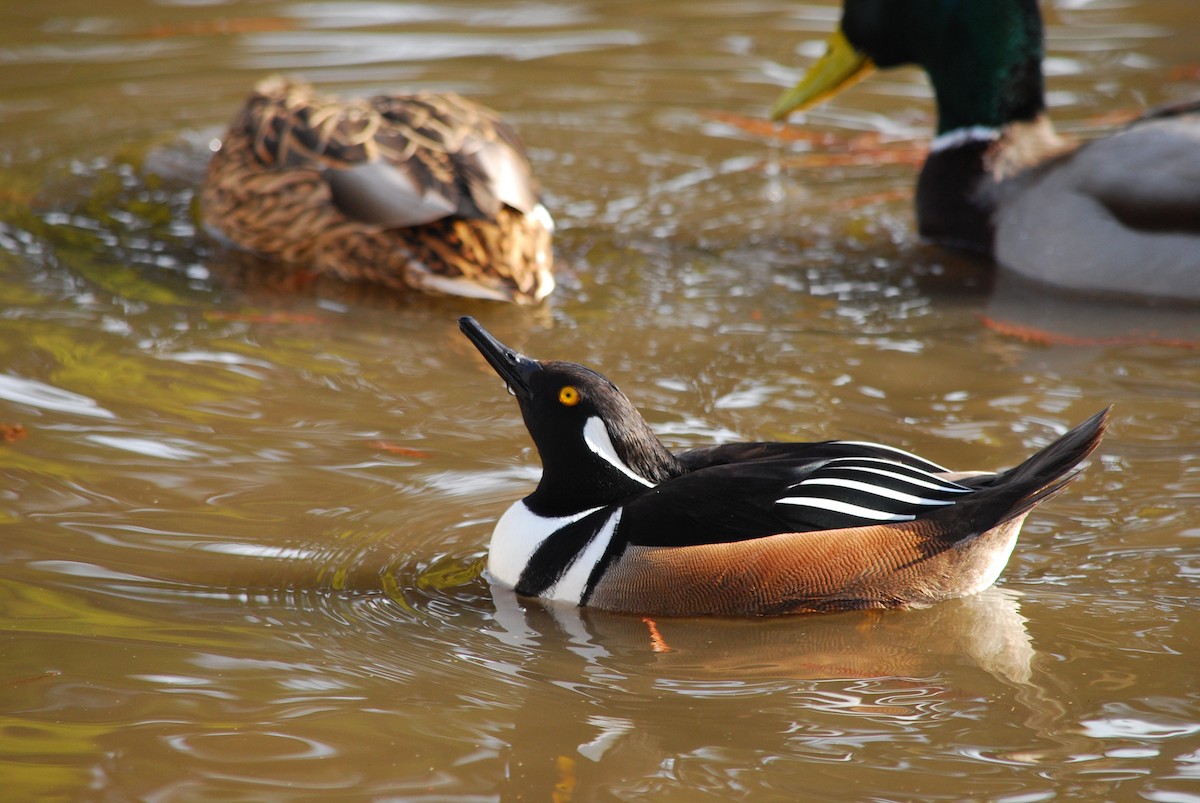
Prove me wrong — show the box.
[459,316,682,515]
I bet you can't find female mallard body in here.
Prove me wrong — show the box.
[202,77,554,304]
[773,0,1200,302]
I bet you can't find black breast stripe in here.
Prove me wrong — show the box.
[580,528,629,607]
[515,506,615,597]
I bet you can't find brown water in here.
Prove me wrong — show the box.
[2,1,1198,800]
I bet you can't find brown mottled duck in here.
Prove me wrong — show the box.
[201,77,555,304]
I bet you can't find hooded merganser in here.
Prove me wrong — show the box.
[202,77,555,304]
[460,316,1109,616]
[771,0,1200,302]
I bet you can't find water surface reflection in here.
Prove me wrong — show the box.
[2,0,1199,800]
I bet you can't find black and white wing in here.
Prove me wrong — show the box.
[771,456,973,531]
[676,439,951,473]
[622,450,985,549]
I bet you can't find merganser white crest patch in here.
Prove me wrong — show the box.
[582,416,655,487]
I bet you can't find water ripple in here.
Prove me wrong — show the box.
[0,373,115,418]
[236,29,644,70]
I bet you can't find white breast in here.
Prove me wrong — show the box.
[487,500,602,589]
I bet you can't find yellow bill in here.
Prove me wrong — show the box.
[771,29,877,121]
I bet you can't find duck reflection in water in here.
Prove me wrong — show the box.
[486,584,1042,800]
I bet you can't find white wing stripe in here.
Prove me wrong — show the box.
[796,477,957,507]
[816,463,973,493]
[832,440,950,472]
[776,496,916,522]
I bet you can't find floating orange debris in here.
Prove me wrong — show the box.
[830,187,913,212]
[1169,64,1200,82]
[203,310,325,325]
[4,670,59,687]
[778,148,926,169]
[368,441,432,458]
[702,110,846,145]
[980,316,1200,349]
[1,423,27,443]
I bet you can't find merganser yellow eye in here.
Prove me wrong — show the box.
[559,386,580,406]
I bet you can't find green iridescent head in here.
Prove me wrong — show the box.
[774,0,1046,135]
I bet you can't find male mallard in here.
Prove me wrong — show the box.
[460,316,1108,616]
[772,0,1200,302]
[201,77,555,304]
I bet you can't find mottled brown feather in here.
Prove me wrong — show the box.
[201,77,554,303]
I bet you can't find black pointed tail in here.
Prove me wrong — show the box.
[965,407,1111,525]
